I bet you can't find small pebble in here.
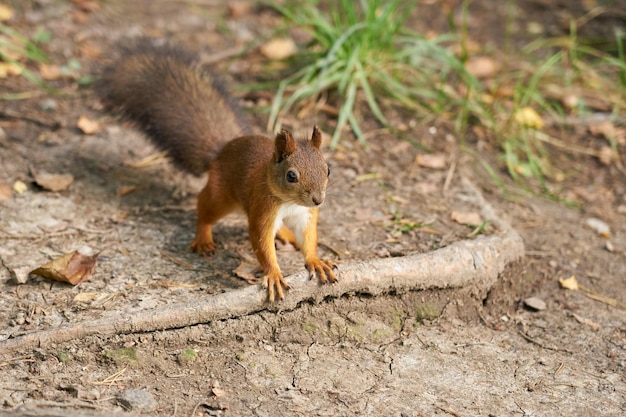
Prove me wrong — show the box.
[524,296,547,311]
[40,98,58,111]
[116,389,158,412]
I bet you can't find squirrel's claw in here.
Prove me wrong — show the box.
[190,239,216,256]
[262,271,290,302]
[305,258,337,284]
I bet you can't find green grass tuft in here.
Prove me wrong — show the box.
[267,0,484,148]
[0,22,50,96]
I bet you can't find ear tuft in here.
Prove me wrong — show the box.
[275,128,296,162]
[311,125,322,149]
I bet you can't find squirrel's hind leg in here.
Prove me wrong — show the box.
[276,226,300,250]
[191,178,237,256]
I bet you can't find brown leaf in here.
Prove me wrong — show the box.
[77,116,100,135]
[31,251,99,285]
[260,38,297,60]
[0,4,14,21]
[228,2,252,18]
[0,182,11,201]
[33,171,74,192]
[589,120,626,146]
[39,64,63,80]
[13,180,27,194]
[465,56,499,79]
[598,146,613,165]
[513,107,544,129]
[79,41,102,59]
[9,266,32,284]
[71,0,100,12]
[559,275,579,291]
[414,181,438,194]
[450,211,482,225]
[0,62,21,78]
[415,153,447,170]
[117,185,137,197]
[233,260,261,285]
[73,292,100,303]
[212,387,227,397]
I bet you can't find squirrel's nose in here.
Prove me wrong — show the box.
[312,195,324,206]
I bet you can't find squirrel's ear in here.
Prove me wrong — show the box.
[275,128,296,162]
[311,125,322,149]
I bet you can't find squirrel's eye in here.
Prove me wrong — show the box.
[286,170,298,183]
[327,165,330,177]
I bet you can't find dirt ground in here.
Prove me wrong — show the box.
[1,1,625,416]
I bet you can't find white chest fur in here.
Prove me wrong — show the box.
[273,203,311,246]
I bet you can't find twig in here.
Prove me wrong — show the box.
[437,406,463,417]
[318,241,343,258]
[190,402,203,417]
[534,131,600,158]
[442,159,457,193]
[89,367,127,387]
[0,109,61,129]
[0,356,35,367]
[518,331,573,354]
[201,46,247,66]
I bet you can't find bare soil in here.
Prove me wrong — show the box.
[1,1,625,416]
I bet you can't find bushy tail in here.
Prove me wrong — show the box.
[97,39,251,176]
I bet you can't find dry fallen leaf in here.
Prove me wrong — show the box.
[212,387,227,397]
[589,120,626,145]
[228,1,252,18]
[127,151,170,168]
[451,210,482,226]
[0,182,11,201]
[260,38,297,60]
[414,181,438,194]
[33,171,74,192]
[561,93,578,110]
[9,265,32,284]
[465,56,499,79]
[233,260,261,285]
[72,0,101,12]
[31,251,99,285]
[77,116,100,135]
[79,41,102,59]
[73,292,100,303]
[0,3,14,21]
[38,219,70,233]
[0,62,22,78]
[13,180,27,194]
[39,63,63,80]
[597,146,613,165]
[514,107,544,129]
[559,275,579,291]
[415,153,447,170]
[117,185,137,197]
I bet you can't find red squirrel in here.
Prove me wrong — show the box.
[98,40,337,301]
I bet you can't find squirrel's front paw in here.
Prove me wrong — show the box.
[305,258,337,285]
[190,239,216,256]
[262,270,290,302]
